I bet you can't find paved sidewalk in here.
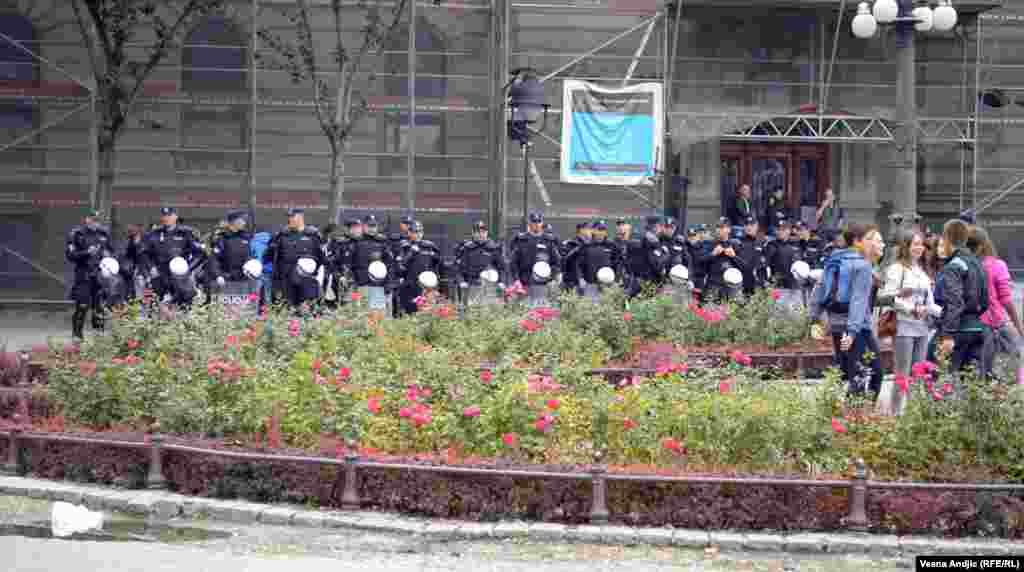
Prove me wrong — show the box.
[0,475,1020,557]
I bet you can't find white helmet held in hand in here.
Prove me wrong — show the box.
[596,266,615,285]
[532,261,552,282]
[418,271,439,289]
[99,257,119,278]
[808,268,824,283]
[480,268,499,284]
[296,257,317,278]
[723,267,743,286]
[242,259,263,279]
[791,260,811,282]
[669,264,689,285]
[169,256,189,277]
[368,260,388,281]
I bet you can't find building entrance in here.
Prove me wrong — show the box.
[719,142,830,232]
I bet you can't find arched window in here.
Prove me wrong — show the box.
[178,16,249,175]
[377,17,448,178]
[0,12,38,168]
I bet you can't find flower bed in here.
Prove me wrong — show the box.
[8,288,1020,491]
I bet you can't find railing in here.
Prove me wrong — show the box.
[4,428,1024,530]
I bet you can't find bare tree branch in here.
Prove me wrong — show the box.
[70,0,104,85]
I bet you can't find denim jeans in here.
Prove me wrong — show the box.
[832,330,883,398]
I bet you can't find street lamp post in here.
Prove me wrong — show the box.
[506,70,550,231]
[851,0,958,225]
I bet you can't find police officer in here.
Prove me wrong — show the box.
[735,215,767,297]
[120,224,145,303]
[66,209,116,340]
[660,217,691,277]
[454,221,505,307]
[396,220,442,315]
[764,218,803,309]
[325,218,361,306]
[561,222,591,294]
[685,226,708,302]
[614,219,632,262]
[699,217,745,303]
[139,207,207,308]
[624,215,669,298]
[208,211,260,297]
[800,225,827,271]
[574,220,622,303]
[509,212,562,307]
[262,208,326,310]
[389,215,414,259]
[346,215,395,313]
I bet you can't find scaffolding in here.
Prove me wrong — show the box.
[2,0,1023,299]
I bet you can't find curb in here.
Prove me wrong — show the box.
[2,476,1021,556]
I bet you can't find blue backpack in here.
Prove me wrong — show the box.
[250,232,272,274]
[819,250,859,314]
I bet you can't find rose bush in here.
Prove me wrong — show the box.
[35,294,1024,482]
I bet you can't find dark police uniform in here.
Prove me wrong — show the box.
[455,233,505,288]
[509,217,562,287]
[699,221,745,303]
[138,213,207,307]
[560,223,590,294]
[575,234,623,300]
[685,227,708,300]
[262,213,325,308]
[735,217,767,296]
[624,216,668,298]
[66,217,115,339]
[396,228,442,315]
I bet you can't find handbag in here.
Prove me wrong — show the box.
[877,266,905,339]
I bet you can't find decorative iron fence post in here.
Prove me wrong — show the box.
[147,424,167,490]
[2,428,22,475]
[846,458,869,531]
[341,451,361,511]
[589,451,609,524]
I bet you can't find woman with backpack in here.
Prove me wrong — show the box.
[934,219,992,388]
[969,227,1024,384]
[810,223,885,399]
[878,231,935,415]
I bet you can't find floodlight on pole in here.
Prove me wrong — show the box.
[506,69,550,231]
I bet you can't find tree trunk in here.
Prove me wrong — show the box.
[328,144,346,225]
[97,139,117,222]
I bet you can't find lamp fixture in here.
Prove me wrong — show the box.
[851,0,956,39]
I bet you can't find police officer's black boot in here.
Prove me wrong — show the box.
[72,304,88,340]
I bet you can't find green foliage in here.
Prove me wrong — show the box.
[40,295,1024,482]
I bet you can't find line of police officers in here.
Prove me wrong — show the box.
[65,205,840,340]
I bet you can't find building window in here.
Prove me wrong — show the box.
[377,17,448,178]
[178,16,248,175]
[0,12,38,169]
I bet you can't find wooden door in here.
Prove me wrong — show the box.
[720,142,830,228]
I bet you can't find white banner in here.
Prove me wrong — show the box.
[560,80,663,186]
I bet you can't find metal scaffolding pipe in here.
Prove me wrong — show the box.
[0,101,91,154]
[540,12,663,84]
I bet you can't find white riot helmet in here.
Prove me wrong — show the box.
[242,259,263,279]
[669,264,689,285]
[418,271,439,289]
[168,256,189,277]
[596,266,615,285]
[808,268,824,283]
[723,267,743,287]
[532,261,552,282]
[480,268,499,284]
[99,257,119,278]
[368,260,388,281]
[296,257,317,278]
[790,260,811,282]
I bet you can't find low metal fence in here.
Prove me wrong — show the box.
[4,427,1024,530]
